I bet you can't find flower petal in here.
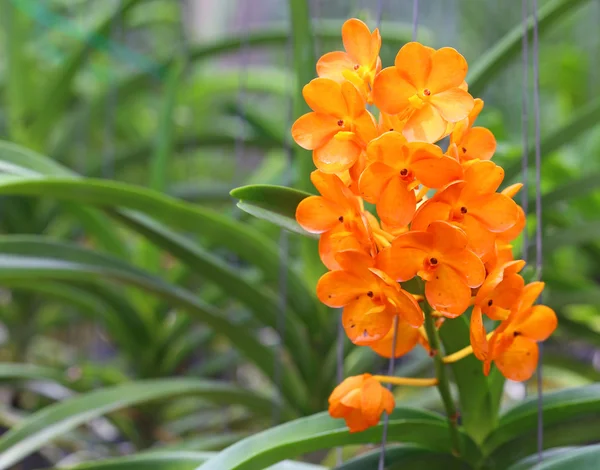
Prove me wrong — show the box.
[317,51,355,82]
[463,160,504,195]
[495,336,538,382]
[403,104,447,143]
[460,127,496,161]
[310,170,356,209]
[517,305,557,341]
[394,42,433,90]
[411,152,463,188]
[470,306,489,361]
[358,162,397,203]
[460,214,496,258]
[377,176,417,228]
[342,18,378,67]
[329,374,367,405]
[296,196,341,233]
[515,282,545,314]
[377,232,431,282]
[428,47,468,94]
[343,297,395,345]
[313,137,361,173]
[342,81,368,118]
[372,67,415,115]
[411,200,453,231]
[291,112,339,150]
[317,270,370,307]
[303,78,347,115]
[369,318,420,358]
[389,288,424,327]
[360,377,385,424]
[443,249,486,288]
[429,88,474,123]
[469,193,519,233]
[366,131,409,167]
[425,264,471,317]
[428,220,468,252]
[353,110,379,145]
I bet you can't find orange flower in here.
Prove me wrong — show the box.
[483,282,557,381]
[475,260,525,321]
[372,42,474,143]
[411,160,520,257]
[317,250,423,344]
[317,19,381,103]
[448,98,497,163]
[329,373,394,432]
[296,171,374,270]
[292,78,377,173]
[378,221,485,317]
[359,131,463,228]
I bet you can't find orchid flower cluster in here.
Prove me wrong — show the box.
[291,19,557,433]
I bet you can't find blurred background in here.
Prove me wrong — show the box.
[0,0,599,468]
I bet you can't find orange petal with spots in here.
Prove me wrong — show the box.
[343,297,395,345]
[377,232,431,282]
[313,137,361,173]
[316,270,370,307]
[377,176,417,228]
[302,78,347,115]
[429,88,474,123]
[369,318,420,358]
[495,336,538,382]
[372,66,415,115]
[296,196,341,233]
[291,113,340,150]
[427,47,468,93]
[317,51,355,82]
[425,264,471,317]
[394,42,433,90]
[403,104,447,143]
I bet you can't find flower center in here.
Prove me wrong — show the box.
[400,168,408,176]
[337,120,344,127]
[353,64,360,70]
[423,88,431,96]
[429,257,438,265]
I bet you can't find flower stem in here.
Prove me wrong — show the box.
[422,300,463,457]
[442,331,494,364]
[373,375,438,387]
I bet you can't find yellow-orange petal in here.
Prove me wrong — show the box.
[498,204,525,242]
[329,374,367,405]
[394,42,433,90]
[403,104,447,143]
[425,264,471,317]
[366,131,409,166]
[460,127,496,161]
[515,281,545,314]
[317,51,355,82]
[517,305,557,341]
[390,288,424,327]
[296,196,341,233]
[427,47,468,94]
[411,200,453,231]
[343,297,395,345]
[443,249,486,289]
[463,160,504,196]
[427,219,468,253]
[342,81,367,118]
[460,214,496,258]
[359,162,397,203]
[292,112,340,150]
[310,170,357,210]
[313,137,361,173]
[495,336,538,382]
[353,110,379,145]
[429,88,474,123]
[369,319,420,358]
[317,270,370,307]
[372,67,415,115]
[377,177,417,228]
[469,193,519,233]
[377,233,431,282]
[411,154,463,189]
[303,78,347,116]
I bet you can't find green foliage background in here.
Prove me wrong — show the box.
[0,0,599,469]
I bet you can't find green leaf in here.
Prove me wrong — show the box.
[439,317,501,443]
[482,384,600,467]
[468,0,591,95]
[0,363,65,383]
[0,378,277,470]
[66,451,214,470]
[527,221,600,259]
[196,409,481,470]
[0,142,323,334]
[0,239,307,413]
[508,446,600,470]
[334,444,465,470]
[231,184,314,237]
[506,448,578,470]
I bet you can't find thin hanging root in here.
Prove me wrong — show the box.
[442,331,494,364]
[373,375,438,387]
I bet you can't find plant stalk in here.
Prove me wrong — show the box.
[422,300,463,457]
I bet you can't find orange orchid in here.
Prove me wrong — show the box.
[369,317,425,358]
[411,160,520,257]
[329,373,394,433]
[480,282,557,381]
[317,250,423,344]
[292,78,377,174]
[372,42,474,143]
[296,171,374,269]
[359,131,463,228]
[448,98,497,163]
[475,260,526,321]
[378,221,485,317]
[317,19,381,103]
